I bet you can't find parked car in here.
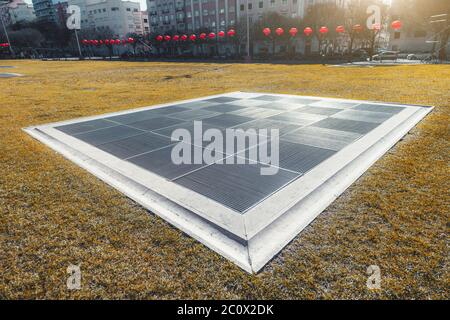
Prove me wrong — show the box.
[406,54,420,60]
[352,49,369,60]
[372,51,398,61]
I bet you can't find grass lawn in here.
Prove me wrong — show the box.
[0,60,448,299]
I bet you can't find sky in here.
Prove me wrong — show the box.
[23,0,147,10]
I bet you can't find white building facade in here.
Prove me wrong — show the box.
[66,0,146,37]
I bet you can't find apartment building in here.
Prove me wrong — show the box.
[66,0,147,37]
[147,0,184,33]
[135,9,150,34]
[7,0,36,25]
[184,0,237,33]
[31,0,58,23]
[147,0,238,34]
[236,0,306,23]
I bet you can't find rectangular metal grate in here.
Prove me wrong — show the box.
[127,143,225,180]
[202,113,255,128]
[74,125,143,146]
[105,109,163,125]
[174,163,300,213]
[237,140,337,174]
[27,92,432,273]
[268,112,323,126]
[331,109,393,123]
[202,103,247,113]
[168,109,220,121]
[311,117,380,134]
[56,119,116,135]
[352,103,405,114]
[96,132,176,159]
[297,105,344,116]
[282,126,362,151]
[127,116,185,131]
[231,118,302,137]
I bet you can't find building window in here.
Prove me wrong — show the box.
[270,0,275,7]
[111,7,119,11]
[248,3,252,10]
[259,1,263,8]
[240,4,244,11]
[282,0,287,5]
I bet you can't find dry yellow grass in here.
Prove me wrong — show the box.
[0,60,449,299]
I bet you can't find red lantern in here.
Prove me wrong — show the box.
[371,23,381,31]
[82,39,88,45]
[353,24,363,32]
[336,25,345,33]
[319,26,329,35]
[121,39,126,45]
[173,35,179,41]
[218,31,225,38]
[199,33,206,40]
[181,34,188,41]
[303,27,313,36]
[263,27,271,36]
[156,35,163,41]
[164,35,171,41]
[227,29,236,37]
[128,37,134,43]
[289,27,298,37]
[105,39,110,45]
[110,39,115,45]
[115,39,121,45]
[275,27,284,36]
[208,32,216,39]
[99,40,104,45]
[190,34,197,41]
[391,20,402,30]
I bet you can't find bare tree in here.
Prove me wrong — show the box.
[393,0,449,59]
[303,2,345,55]
[8,28,44,48]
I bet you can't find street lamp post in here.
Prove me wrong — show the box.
[0,0,14,56]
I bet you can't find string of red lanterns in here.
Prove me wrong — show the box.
[261,21,402,37]
[0,43,10,47]
[81,38,135,46]
[154,29,235,42]
[79,21,400,49]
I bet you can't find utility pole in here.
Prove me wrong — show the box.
[0,0,14,57]
[246,0,250,61]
